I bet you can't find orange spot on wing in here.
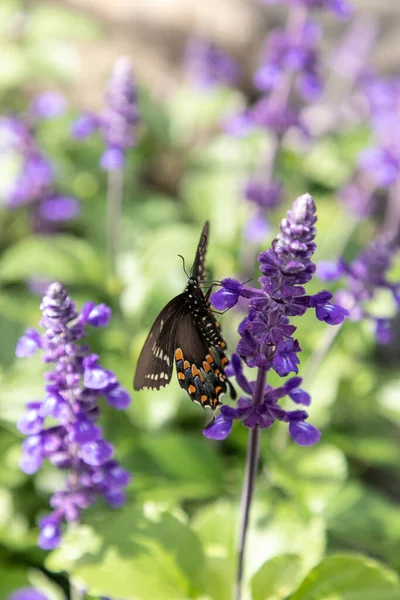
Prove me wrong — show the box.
[178,372,185,380]
[201,394,208,405]
[183,360,190,370]
[175,348,183,361]
[188,385,196,394]
[203,361,211,373]
[215,386,222,395]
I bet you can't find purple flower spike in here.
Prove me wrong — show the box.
[16,283,131,549]
[72,57,139,170]
[202,193,347,445]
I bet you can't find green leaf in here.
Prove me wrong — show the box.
[135,432,225,499]
[0,354,46,423]
[251,555,303,600]
[0,566,30,600]
[268,444,347,512]
[327,483,400,567]
[193,500,326,600]
[290,554,400,600]
[0,235,104,286]
[47,506,206,600]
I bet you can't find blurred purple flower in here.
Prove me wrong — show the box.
[29,91,67,120]
[71,56,139,171]
[254,22,323,102]
[318,238,400,343]
[184,37,240,90]
[17,283,132,549]
[0,115,79,229]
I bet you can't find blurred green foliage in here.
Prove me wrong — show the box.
[0,1,400,599]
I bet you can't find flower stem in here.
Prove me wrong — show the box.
[234,366,266,600]
[106,167,124,277]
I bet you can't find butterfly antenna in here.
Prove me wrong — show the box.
[178,255,190,279]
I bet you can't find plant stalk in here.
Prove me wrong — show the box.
[234,366,266,600]
[106,167,124,277]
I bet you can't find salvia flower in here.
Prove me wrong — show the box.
[71,56,139,171]
[0,109,79,229]
[206,194,348,444]
[184,37,240,90]
[16,283,131,549]
[254,22,322,102]
[318,238,400,343]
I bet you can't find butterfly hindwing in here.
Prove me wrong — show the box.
[133,294,186,391]
[174,312,228,409]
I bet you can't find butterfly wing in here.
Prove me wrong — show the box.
[173,311,228,409]
[191,221,209,283]
[133,294,186,391]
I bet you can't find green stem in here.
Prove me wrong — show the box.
[106,167,124,277]
[234,367,266,600]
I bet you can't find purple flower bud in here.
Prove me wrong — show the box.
[223,110,254,137]
[105,384,131,410]
[289,388,311,405]
[81,302,111,327]
[38,513,62,550]
[375,319,392,344]
[315,301,349,325]
[69,414,100,444]
[100,147,125,171]
[17,402,44,435]
[71,113,99,139]
[16,329,41,357]
[316,261,343,281]
[289,419,321,446]
[203,414,234,440]
[81,440,113,466]
[29,92,67,120]
[39,196,80,222]
[184,37,240,89]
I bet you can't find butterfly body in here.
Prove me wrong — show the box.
[134,222,235,409]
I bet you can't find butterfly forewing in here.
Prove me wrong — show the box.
[133,294,185,391]
[192,221,209,282]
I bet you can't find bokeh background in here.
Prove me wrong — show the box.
[1,0,400,599]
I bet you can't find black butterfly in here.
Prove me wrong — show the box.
[134,221,236,409]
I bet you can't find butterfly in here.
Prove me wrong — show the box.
[134,221,236,409]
